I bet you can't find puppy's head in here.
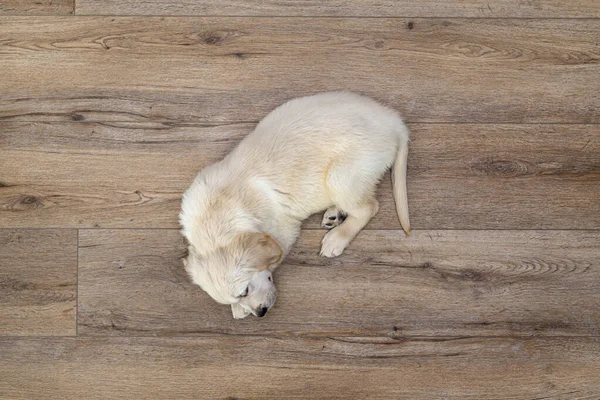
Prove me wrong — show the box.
[183,232,282,319]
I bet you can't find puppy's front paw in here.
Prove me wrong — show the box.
[231,303,251,319]
[320,229,349,258]
[321,207,347,230]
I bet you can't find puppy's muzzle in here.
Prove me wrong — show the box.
[255,307,269,318]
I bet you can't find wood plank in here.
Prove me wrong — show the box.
[1,17,599,123]
[74,0,600,18]
[2,336,599,399]
[0,230,77,336]
[78,229,600,337]
[2,337,599,400]
[0,0,74,15]
[1,122,598,230]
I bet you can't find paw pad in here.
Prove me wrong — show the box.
[321,208,347,230]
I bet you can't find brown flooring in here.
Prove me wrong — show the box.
[0,1,599,399]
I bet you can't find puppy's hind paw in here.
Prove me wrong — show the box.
[321,207,347,230]
[320,229,349,258]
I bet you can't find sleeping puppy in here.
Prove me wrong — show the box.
[180,92,410,319]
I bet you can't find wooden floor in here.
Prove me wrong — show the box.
[1,1,599,399]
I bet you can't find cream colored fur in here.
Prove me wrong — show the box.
[180,92,410,319]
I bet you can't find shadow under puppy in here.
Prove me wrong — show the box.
[180,92,410,319]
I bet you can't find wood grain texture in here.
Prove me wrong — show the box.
[0,337,600,400]
[0,230,77,336]
[1,123,598,230]
[74,0,600,18]
[1,17,599,123]
[1,336,599,399]
[78,229,600,337]
[0,0,74,15]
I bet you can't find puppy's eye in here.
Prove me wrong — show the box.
[238,287,249,298]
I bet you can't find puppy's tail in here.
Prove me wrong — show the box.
[392,132,410,236]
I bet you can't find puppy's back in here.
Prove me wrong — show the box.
[235,92,406,165]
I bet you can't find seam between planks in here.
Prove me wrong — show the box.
[3,121,600,126]
[1,334,599,340]
[3,228,600,231]
[62,14,600,20]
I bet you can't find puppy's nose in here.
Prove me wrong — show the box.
[256,307,269,317]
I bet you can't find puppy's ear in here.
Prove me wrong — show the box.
[240,232,283,270]
[231,303,251,319]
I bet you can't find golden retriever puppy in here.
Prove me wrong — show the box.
[180,92,410,319]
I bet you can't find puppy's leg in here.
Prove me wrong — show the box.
[321,206,348,230]
[320,198,379,258]
[320,153,385,257]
